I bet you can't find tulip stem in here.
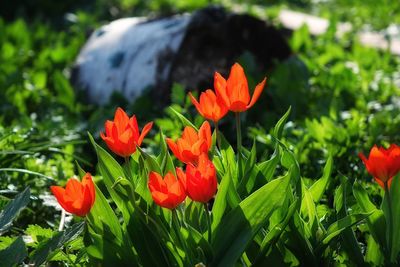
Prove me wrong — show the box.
[235,112,243,178]
[385,181,393,256]
[58,209,66,231]
[204,203,212,243]
[215,122,221,150]
[172,209,192,266]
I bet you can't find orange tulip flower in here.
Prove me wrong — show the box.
[50,173,96,217]
[359,144,400,189]
[148,171,186,209]
[214,62,267,112]
[100,107,153,157]
[166,121,212,164]
[189,89,228,123]
[177,153,217,203]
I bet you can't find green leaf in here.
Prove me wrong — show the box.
[238,139,258,195]
[138,147,162,174]
[353,182,386,251]
[211,172,231,231]
[257,149,279,182]
[309,155,333,202]
[211,170,291,267]
[300,180,318,239]
[0,236,27,267]
[53,71,75,111]
[318,213,371,249]
[273,106,291,140]
[365,234,384,266]
[171,83,186,105]
[0,187,30,234]
[88,133,133,221]
[87,184,123,242]
[25,225,53,244]
[169,107,197,130]
[156,131,176,176]
[388,172,400,261]
[31,222,84,266]
[256,198,299,261]
[334,177,365,266]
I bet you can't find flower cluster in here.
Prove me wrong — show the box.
[49,62,268,215]
[189,62,267,121]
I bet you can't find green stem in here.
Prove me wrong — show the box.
[172,209,192,266]
[235,112,243,178]
[204,203,212,243]
[215,121,221,150]
[385,181,393,257]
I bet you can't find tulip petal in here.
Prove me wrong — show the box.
[149,172,166,192]
[167,138,181,160]
[65,178,83,199]
[104,120,114,136]
[129,116,140,143]
[51,186,67,207]
[138,121,153,146]
[114,108,130,134]
[229,101,248,112]
[247,77,267,109]
[199,121,212,150]
[176,168,186,188]
[82,173,95,206]
[189,92,205,117]
[227,63,250,106]
[214,72,229,107]
[164,172,177,188]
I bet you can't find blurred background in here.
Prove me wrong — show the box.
[1,0,399,249]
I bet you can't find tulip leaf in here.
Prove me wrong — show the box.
[0,186,30,234]
[353,181,386,251]
[334,178,365,266]
[365,234,384,266]
[157,131,176,176]
[0,236,27,267]
[211,171,231,231]
[88,132,134,221]
[257,148,279,182]
[309,155,333,203]
[273,106,291,140]
[169,107,197,130]
[388,172,400,261]
[256,198,299,262]
[238,139,258,195]
[300,180,318,239]
[317,212,371,250]
[87,184,123,243]
[211,169,291,267]
[138,147,162,174]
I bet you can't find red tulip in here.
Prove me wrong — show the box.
[100,107,153,157]
[177,153,217,203]
[214,62,267,112]
[166,121,212,164]
[50,173,96,217]
[189,89,228,123]
[148,171,186,209]
[359,144,400,189]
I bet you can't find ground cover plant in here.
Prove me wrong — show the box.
[1,0,400,266]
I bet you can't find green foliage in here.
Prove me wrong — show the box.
[1,0,400,265]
